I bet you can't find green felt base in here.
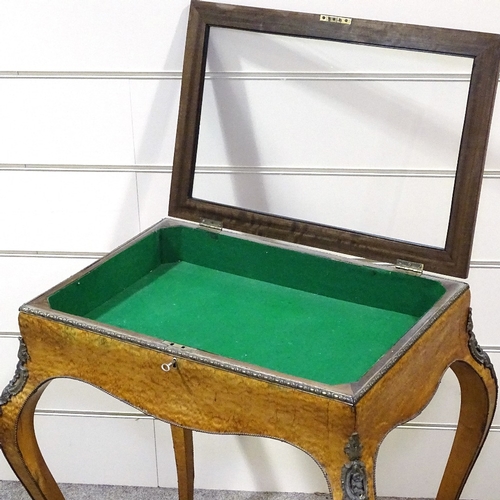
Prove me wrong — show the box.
[49,225,445,385]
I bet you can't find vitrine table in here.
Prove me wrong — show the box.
[1,2,500,499]
[0,221,496,500]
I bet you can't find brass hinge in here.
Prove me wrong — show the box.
[395,259,424,276]
[199,218,223,233]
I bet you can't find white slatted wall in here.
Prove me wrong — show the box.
[0,1,499,498]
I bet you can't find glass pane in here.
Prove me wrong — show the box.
[193,27,473,248]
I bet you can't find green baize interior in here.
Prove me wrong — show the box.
[49,226,445,385]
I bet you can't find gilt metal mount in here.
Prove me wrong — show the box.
[341,433,368,500]
[466,308,494,373]
[0,338,29,415]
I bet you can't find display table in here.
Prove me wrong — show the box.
[1,2,500,499]
[0,221,496,500]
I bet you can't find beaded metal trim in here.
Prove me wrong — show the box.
[20,304,355,403]
[20,283,465,406]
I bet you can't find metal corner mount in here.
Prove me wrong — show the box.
[341,432,368,500]
[467,308,494,373]
[0,338,29,415]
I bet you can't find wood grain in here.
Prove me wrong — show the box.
[0,287,496,499]
[169,1,500,278]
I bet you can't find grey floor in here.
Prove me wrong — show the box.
[0,481,429,500]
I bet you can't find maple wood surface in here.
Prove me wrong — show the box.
[0,290,496,500]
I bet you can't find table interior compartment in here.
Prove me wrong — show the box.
[48,225,446,384]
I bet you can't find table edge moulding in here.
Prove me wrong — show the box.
[1,2,500,500]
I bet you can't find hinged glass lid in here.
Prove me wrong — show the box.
[169,0,500,278]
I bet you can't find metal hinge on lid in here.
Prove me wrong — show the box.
[395,259,424,276]
[199,218,223,233]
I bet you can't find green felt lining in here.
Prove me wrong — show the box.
[49,226,446,385]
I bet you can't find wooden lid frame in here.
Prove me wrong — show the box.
[169,0,500,278]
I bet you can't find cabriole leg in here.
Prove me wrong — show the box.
[1,379,64,500]
[171,424,194,500]
[436,358,497,500]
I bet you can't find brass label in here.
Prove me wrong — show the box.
[319,14,352,25]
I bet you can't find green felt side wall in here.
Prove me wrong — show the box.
[50,225,445,319]
[159,227,445,316]
[49,231,162,316]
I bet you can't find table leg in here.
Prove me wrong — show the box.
[436,358,497,500]
[0,379,65,500]
[322,433,376,500]
[171,424,194,500]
